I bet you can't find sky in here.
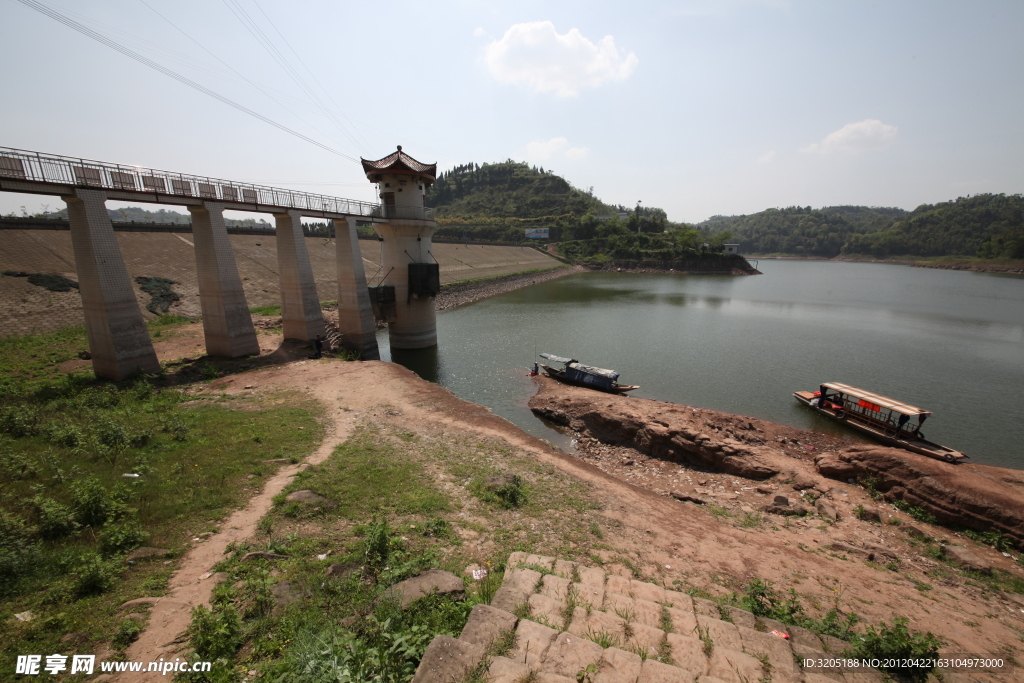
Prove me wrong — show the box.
[1,0,1022,223]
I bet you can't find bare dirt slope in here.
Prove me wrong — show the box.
[0,230,560,336]
[117,338,1024,680]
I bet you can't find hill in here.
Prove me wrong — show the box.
[700,195,1024,259]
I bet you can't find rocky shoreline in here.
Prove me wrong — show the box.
[435,265,584,311]
[529,376,1024,548]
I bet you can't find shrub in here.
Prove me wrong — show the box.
[72,554,120,598]
[475,474,527,509]
[0,510,37,587]
[33,496,79,539]
[364,517,399,572]
[850,617,943,682]
[187,604,243,661]
[70,476,113,526]
[112,618,144,648]
[100,516,148,554]
[0,404,41,437]
[741,579,804,623]
[43,421,84,448]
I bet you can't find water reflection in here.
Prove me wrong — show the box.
[389,345,440,383]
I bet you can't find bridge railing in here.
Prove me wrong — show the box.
[0,146,397,218]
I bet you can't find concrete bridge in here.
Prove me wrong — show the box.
[0,146,426,379]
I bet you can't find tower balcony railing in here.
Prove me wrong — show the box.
[370,204,435,221]
[0,146,382,218]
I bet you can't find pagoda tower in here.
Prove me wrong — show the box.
[361,146,439,349]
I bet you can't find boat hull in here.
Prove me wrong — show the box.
[541,365,639,394]
[794,391,967,463]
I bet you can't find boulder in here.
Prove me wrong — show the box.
[814,455,861,480]
[815,499,839,522]
[756,485,775,494]
[942,545,992,574]
[773,495,791,507]
[284,490,335,507]
[385,569,465,608]
[764,504,810,517]
[792,473,819,491]
[124,547,170,563]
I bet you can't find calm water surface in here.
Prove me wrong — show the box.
[378,260,1024,469]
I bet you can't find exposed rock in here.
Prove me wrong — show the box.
[60,632,90,645]
[385,569,465,608]
[830,542,870,559]
[942,545,992,574]
[773,495,791,506]
[120,597,160,608]
[284,490,335,507]
[410,635,485,683]
[756,485,775,494]
[124,547,171,563]
[483,474,519,490]
[815,499,839,522]
[459,604,518,648]
[325,563,345,577]
[792,473,819,491]
[671,491,709,505]
[242,551,289,561]
[764,503,810,517]
[902,524,933,542]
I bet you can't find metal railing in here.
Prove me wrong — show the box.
[0,146,414,219]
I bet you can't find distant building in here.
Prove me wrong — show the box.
[724,243,740,254]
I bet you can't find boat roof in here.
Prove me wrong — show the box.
[821,382,931,417]
[572,363,619,380]
[540,353,575,364]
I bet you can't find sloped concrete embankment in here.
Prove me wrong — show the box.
[530,377,1024,548]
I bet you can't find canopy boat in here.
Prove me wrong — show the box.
[538,353,639,394]
[794,382,968,463]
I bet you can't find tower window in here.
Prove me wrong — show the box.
[384,183,391,188]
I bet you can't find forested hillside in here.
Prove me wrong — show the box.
[699,194,1023,259]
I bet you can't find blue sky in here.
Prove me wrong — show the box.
[1,0,1022,223]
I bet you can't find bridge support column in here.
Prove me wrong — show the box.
[335,217,379,359]
[63,188,160,380]
[188,202,260,357]
[375,218,438,349]
[274,210,325,341]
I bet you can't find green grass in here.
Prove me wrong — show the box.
[274,425,452,520]
[0,323,324,678]
[248,304,282,316]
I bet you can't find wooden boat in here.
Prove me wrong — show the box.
[794,382,968,463]
[538,353,639,394]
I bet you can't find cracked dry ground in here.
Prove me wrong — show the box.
[123,355,1023,682]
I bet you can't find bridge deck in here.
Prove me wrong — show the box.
[0,146,432,222]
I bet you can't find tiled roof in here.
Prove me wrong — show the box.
[361,146,436,180]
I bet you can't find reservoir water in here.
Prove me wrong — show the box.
[377,260,1024,470]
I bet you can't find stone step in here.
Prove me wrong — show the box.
[411,552,869,683]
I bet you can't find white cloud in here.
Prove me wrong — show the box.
[526,137,589,162]
[485,21,638,97]
[565,146,589,160]
[802,119,898,154]
[755,150,776,164]
[473,26,485,38]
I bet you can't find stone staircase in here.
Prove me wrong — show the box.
[412,553,882,683]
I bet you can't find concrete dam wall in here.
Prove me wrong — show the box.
[0,230,561,337]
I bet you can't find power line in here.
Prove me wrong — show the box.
[220,0,365,153]
[137,0,352,155]
[15,0,359,163]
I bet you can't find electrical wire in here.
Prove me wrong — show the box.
[137,0,352,155]
[14,0,359,163]
[220,0,364,153]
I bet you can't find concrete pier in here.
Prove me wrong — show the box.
[63,188,160,379]
[274,209,325,341]
[374,218,438,348]
[188,202,260,357]
[335,217,379,359]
